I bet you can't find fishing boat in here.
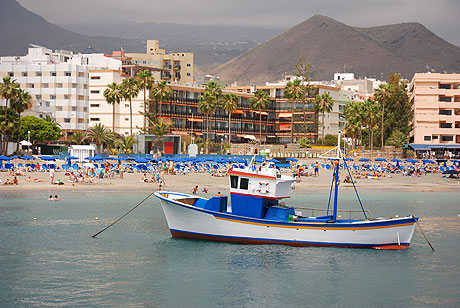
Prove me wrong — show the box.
[154,133,418,249]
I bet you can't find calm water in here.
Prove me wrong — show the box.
[0,188,459,307]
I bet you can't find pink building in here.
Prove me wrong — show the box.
[409,73,460,146]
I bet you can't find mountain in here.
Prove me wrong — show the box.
[211,15,460,84]
[0,0,144,56]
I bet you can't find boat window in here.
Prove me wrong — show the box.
[240,178,249,190]
[230,175,239,189]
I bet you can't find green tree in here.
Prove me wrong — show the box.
[150,80,172,117]
[284,79,305,143]
[19,116,61,152]
[86,123,111,153]
[298,137,311,149]
[292,58,315,137]
[149,117,172,154]
[68,131,88,145]
[314,93,334,145]
[199,81,222,154]
[374,83,391,148]
[221,93,239,152]
[121,77,140,136]
[10,89,32,153]
[363,98,380,153]
[103,82,123,133]
[386,130,408,150]
[116,135,138,154]
[0,76,20,154]
[136,70,155,130]
[250,90,270,143]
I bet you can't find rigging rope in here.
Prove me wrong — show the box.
[344,162,368,219]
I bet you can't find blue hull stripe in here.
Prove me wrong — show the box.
[169,228,410,248]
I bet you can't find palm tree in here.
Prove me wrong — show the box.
[374,83,391,148]
[314,93,334,145]
[149,117,172,154]
[121,77,140,136]
[284,79,305,143]
[221,93,239,152]
[136,70,155,130]
[116,135,138,154]
[386,130,408,150]
[68,131,88,145]
[250,90,270,143]
[198,81,222,154]
[363,98,380,153]
[103,82,123,132]
[150,81,172,117]
[0,76,20,154]
[10,89,32,153]
[86,123,111,153]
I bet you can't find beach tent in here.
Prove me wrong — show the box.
[70,145,96,162]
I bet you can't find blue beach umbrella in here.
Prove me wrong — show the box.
[134,158,150,163]
[20,155,35,160]
[343,158,354,161]
[0,156,11,161]
[358,158,370,162]
[286,158,298,162]
[391,159,402,163]
[39,156,56,161]
[375,158,386,162]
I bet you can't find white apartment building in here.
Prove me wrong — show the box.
[88,69,147,136]
[409,73,460,145]
[0,45,121,136]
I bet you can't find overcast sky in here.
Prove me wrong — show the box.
[18,0,460,46]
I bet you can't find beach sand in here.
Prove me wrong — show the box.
[1,166,458,195]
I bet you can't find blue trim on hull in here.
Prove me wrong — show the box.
[169,228,411,248]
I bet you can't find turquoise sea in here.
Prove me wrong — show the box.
[0,189,459,307]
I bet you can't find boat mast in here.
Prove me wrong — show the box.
[332,131,342,222]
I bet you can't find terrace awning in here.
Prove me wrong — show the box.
[187,118,204,122]
[409,144,431,151]
[279,113,292,118]
[232,110,245,114]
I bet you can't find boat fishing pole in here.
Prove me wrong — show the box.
[91,190,156,238]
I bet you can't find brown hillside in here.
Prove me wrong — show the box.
[211,15,460,85]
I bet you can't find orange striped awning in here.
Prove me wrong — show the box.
[232,110,244,114]
[187,118,204,122]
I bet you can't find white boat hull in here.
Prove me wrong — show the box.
[155,192,417,248]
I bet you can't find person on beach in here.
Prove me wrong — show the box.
[119,164,124,179]
[314,162,319,176]
[12,177,18,185]
[49,168,55,184]
[192,185,198,194]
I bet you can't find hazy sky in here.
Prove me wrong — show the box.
[18,0,460,46]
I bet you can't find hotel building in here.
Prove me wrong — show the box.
[126,40,194,85]
[0,45,121,137]
[409,73,460,145]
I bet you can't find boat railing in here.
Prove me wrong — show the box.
[294,207,372,220]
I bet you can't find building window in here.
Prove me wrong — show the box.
[51,72,56,77]
[91,76,101,80]
[424,136,431,141]
[78,118,85,123]
[439,109,452,115]
[440,96,452,102]
[35,95,41,100]
[57,83,63,88]
[90,90,100,94]
[28,83,34,88]
[64,95,70,100]
[83,107,88,112]
[43,83,49,88]
[239,178,249,190]
[439,84,451,89]
[72,107,77,111]
[441,136,453,142]
[125,118,129,121]
[90,104,99,108]
[22,72,27,77]
[65,72,71,76]
[56,106,63,111]
[187,63,191,67]
[36,72,42,77]
[440,123,452,128]
[8,72,13,77]
[64,118,71,123]
[90,118,100,121]
[72,83,77,88]
[45,101,50,107]
[187,73,191,76]
[125,104,129,108]
[50,95,56,100]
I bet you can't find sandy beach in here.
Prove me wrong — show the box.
[1,161,458,195]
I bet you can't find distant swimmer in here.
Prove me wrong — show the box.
[54,195,60,201]
[215,192,222,197]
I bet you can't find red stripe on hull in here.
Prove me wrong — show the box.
[170,230,402,249]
